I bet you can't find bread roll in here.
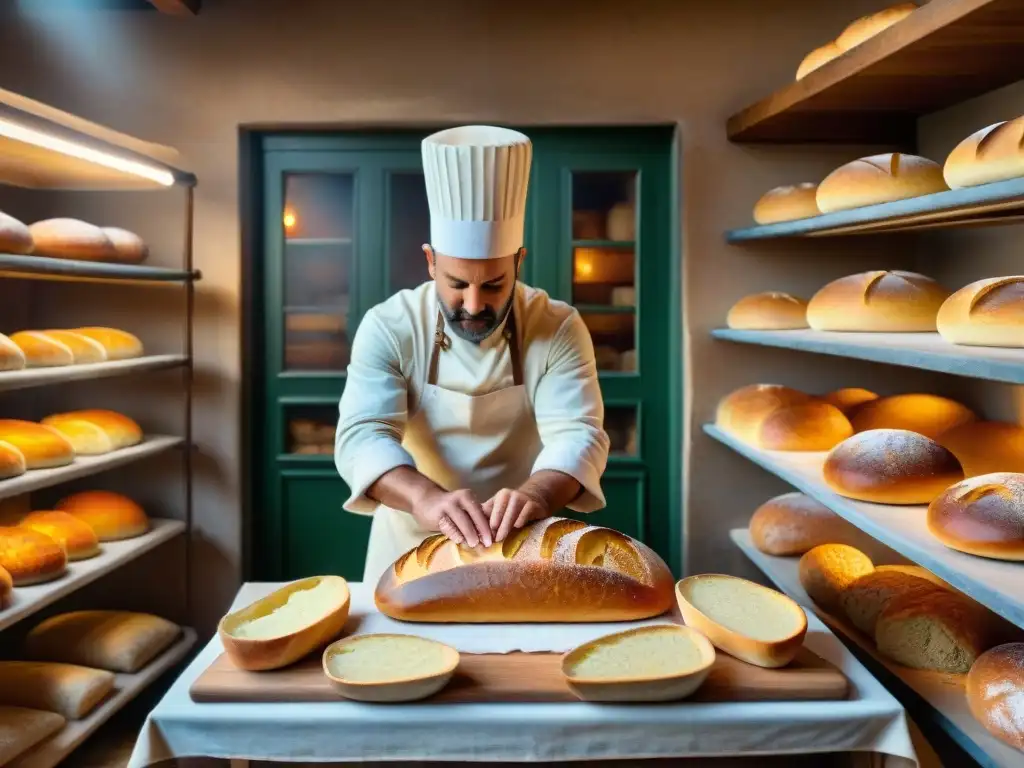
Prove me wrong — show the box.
[726,292,808,330]
[937,276,1024,348]
[38,330,107,364]
[69,327,143,360]
[714,384,812,443]
[19,511,100,561]
[0,661,114,719]
[927,473,1024,561]
[967,642,1024,751]
[807,270,950,332]
[816,154,948,213]
[0,333,26,372]
[839,569,945,635]
[835,3,917,51]
[749,491,863,556]
[54,490,149,541]
[0,706,66,766]
[944,116,1024,189]
[0,440,27,480]
[0,527,67,586]
[849,393,976,440]
[7,331,74,368]
[795,43,842,80]
[0,210,34,254]
[938,421,1024,477]
[798,543,874,611]
[819,387,878,415]
[875,589,1000,673]
[0,420,75,469]
[824,429,964,504]
[752,184,821,224]
[755,401,854,451]
[41,409,143,455]
[28,218,116,261]
[375,517,676,623]
[0,564,11,609]
[99,227,148,263]
[26,610,181,673]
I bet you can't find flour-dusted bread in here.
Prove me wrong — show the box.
[799,544,874,611]
[835,3,917,50]
[752,184,821,223]
[839,569,946,635]
[0,421,75,469]
[795,43,843,80]
[0,333,26,372]
[927,473,1024,561]
[726,292,809,330]
[944,116,1024,189]
[816,154,948,213]
[99,227,148,263]
[26,610,181,673]
[0,661,114,719]
[0,211,34,254]
[0,526,67,586]
[937,276,1024,348]
[0,706,66,765]
[28,218,116,261]
[819,387,879,416]
[967,642,1024,751]
[41,409,143,455]
[807,270,950,332]
[7,331,74,368]
[69,327,144,360]
[0,564,11,609]
[749,492,863,556]
[0,440,26,481]
[54,490,150,541]
[19,511,100,561]
[849,393,976,440]
[375,517,676,623]
[937,421,1024,477]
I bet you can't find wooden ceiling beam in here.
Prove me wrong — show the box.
[147,0,201,15]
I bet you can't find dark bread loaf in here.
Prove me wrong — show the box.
[374,517,675,623]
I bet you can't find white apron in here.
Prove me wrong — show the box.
[361,306,542,584]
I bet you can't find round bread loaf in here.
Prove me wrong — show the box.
[54,491,149,541]
[35,331,106,365]
[7,331,74,368]
[819,387,879,415]
[69,327,143,360]
[936,276,1024,348]
[927,473,1024,561]
[100,227,148,264]
[966,642,1024,751]
[755,401,854,451]
[28,219,116,261]
[849,393,976,440]
[41,410,143,455]
[944,116,1024,190]
[0,440,26,480]
[749,492,862,556]
[0,333,26,372]
[0,210,33,254]
[0,420,75,470]
[714,384,812,444]
[798,543,874,611]
[835,3,917,50]
[807,270,950,332]
[839,569,944,635]
[726,292,809,330]
[0,564,11,609]
[19,511,101,561]
[795,43,843,80]
[752,184,821,223]
[937,421,1024,477]
[816,154,948,214]
[0,526,67,586]
[824,429,964,504]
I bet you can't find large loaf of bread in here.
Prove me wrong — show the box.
[944,116,1024,189]
[375,517,676,623]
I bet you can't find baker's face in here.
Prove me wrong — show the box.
[425,246,523,343]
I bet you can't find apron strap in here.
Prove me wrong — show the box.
[427,306,524,387]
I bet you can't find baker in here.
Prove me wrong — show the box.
[335,125,611,584]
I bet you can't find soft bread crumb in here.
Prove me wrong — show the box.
[568,629,706,679]
[234,579,340,639]
[686,577,804,642]
[326,636,451,683]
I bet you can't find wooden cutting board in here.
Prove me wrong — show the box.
[190,646,848,704]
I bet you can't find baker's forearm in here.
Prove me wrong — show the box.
[365,466,446,514]
[519,470,581,514]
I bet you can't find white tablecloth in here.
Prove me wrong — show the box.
[128,582,919,766]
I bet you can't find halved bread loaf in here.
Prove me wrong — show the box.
[0,661,114,719]
[798,544,874,611]
[26,611,181,673]
[323,633,459,702]
[0,706,66,765]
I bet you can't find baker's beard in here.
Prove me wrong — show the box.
[438,289,515,344]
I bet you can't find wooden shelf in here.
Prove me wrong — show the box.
[712,329,1024,384]
[0,355,188,393]
[0,518,185,632]
[7,628,197,768]
[0,255,200,284]
[704,424,1024,630]
[732,529,1021,768]
[0,436,184,502]
[727,0,1024,144]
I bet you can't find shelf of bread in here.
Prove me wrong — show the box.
[0,355,188,392]
[730,528,1024,767]
[727,0,1024,143]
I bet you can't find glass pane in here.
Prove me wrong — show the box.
[573,245,635,306]
[605,406,638,456]
[389,173,431,294]
[283,173,354,371]
[572,171,636,242]
[581,311,636,372]
[285,404,337,456]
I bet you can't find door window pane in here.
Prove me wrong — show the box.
[389,173,431,294]
[572,171,636,242]
[285,404,337,455]
[605,405,639,456]
[581,310,636,372]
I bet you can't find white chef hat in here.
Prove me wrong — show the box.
[421,125,532,260]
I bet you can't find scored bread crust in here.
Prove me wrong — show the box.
[937,276,1024,348]
[726,292,809,330]
[944,116,1024,189]
[752,184,821,223]
[374,517,675,623]
[816,153,948,213]
[807,270,950,332]
[927,473,1024,561]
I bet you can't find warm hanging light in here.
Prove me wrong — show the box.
[0,117,176,186]
[283,209,297,231]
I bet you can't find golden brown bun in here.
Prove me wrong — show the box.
[0,210,33,254]
[824,429,964,504]
[849,393,976,440]
[839,569,945,635]
[749,491,864,556]
[69,327,144,360]
[937,276,1024,348]
[937,421,1024,478]
[38,330,107,364]
[795,43,843,80]
[99,227,148,263]
[19,511,101,561]
[0,661,114,719]
[375,517,676,623]
[7,331,74,368]
[816,153,948,213]
[726,292,809,330]
[944,116,1024,189]
[0,565,11,609]
[0,333,26,372]
[0,440,26,480]
[755,401,854,452]
[819,387,879,416]
[714,384,812,443]
[798,543,874,611]
[0,526,67,586]
[28,218,116,261]
[0,706,66,765]
[807,270,950,332]
[752,184,821,224]
[835,3,917,50]
[54,491,149,541]
[0,420,75,469]
[967,642,1024,751]
[927,473,1024,561]
[41,409,143,455]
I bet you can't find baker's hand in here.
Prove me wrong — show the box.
[484,488,550,543]
[411,488,492,548]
